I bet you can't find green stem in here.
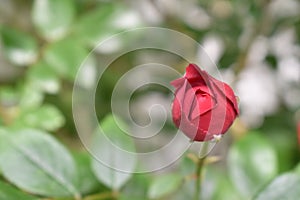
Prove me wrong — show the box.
[194,142,209,200]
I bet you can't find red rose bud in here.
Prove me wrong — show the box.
[171,64,239,141]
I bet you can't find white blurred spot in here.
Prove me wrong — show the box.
[278,57,300,83]
[33,0,50,24]
[248,36,268,64]
[40,80,60,94]
[113,11,142,29]
[134,0,163,24]
[270,28,297,59]
[8,49,37,66]
[197,35,224,71]
[269,0,300,19]
[95,36,122,54]
[77,57,97,89]
[33,0,67,41]
[283,89,300,109]
[237,64,279,127]
[181,6,211,30]
[155,0,181,16]
[45,27,68,41]
[220,68,236,85]
[277,56,300,109]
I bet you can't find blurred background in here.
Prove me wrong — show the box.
[0,0,300,200]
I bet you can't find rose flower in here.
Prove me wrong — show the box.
[171,64,239,141]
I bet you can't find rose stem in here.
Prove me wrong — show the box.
[194,141,209,200]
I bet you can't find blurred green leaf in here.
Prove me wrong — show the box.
[262,112,298,172]
[0,181,37,200]
[74,3,140,47]
[19,83,44,110]
[0,129,80,198]
[91,115,136,190]
[178,155,227,200]
[0,83,44,116]
[27,61,60,94]
[120,196,147,200]
[172,154,195,200]
[74,4,116,46]
[254,173,300,200]
[212,174,243,200]
[44,39,89,81]
[0,87,19,106]
[172,181,193,200]
[295,163,300,175]
[0,26,38,66]
[121,174,151,199]
[15,104,65,132]
[179,154,196,177]
[201,167,227,200]
[265,130,298,173]
[228,132,278,198]
[148,174,183,199]
[32,0,75,41]
[73,152,102,195]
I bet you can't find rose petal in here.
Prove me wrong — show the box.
[170,77,185,88]
[185,64,215,97]
[190,93,215,119]
[210,77,239,115]
[185,63,203,80]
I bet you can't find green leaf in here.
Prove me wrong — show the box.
[121,174,151,199]
[0,129,80,198]
[172,155,194,200]
[148,174,183,199]
[74,4,116,46]
[0,83,43,113]
[265,130,297,173]
[254,173,300,200]
[179,154,196,177]
[0,86,19,106]
[227,132,278,198]
[0,181,37,200]
[262,112,299,172]
[73,152,101,195]
[91,115,136,190]
[27,61,60,94]
[32,0,75,41]
[44,39,89,80]
[176,163,239,200]
[0,26,38,66]
[212,174,243,200]
[74,3,141,47]
[295,163,300,175]
[19,82,44,110]
[16,104,65,132]
[0,83,44,111]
